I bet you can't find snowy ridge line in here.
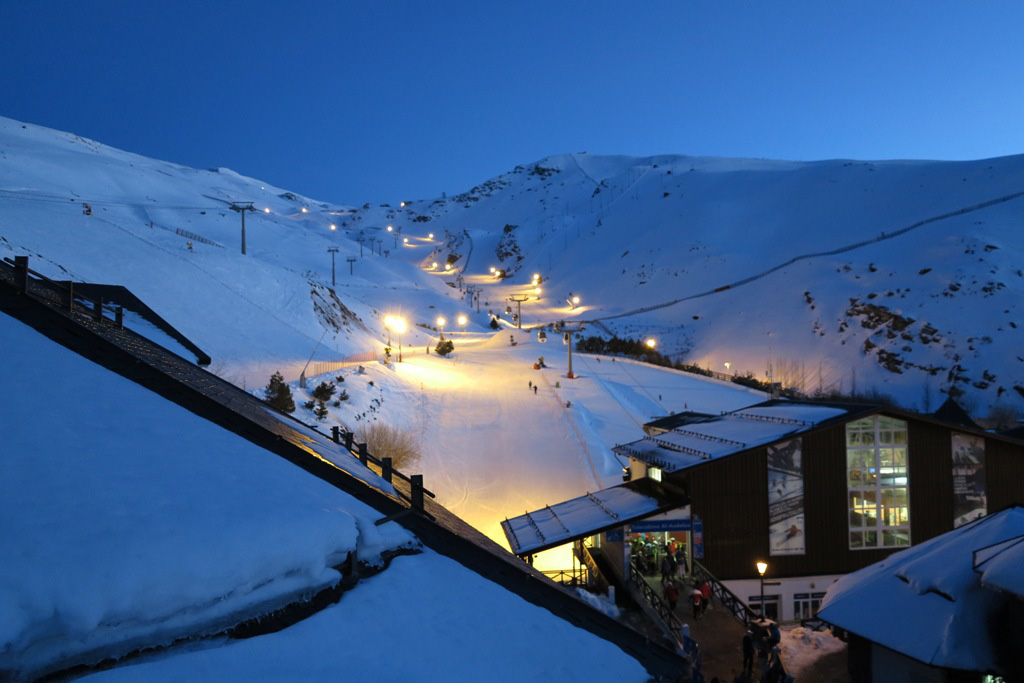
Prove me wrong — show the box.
[585,188,1024,323]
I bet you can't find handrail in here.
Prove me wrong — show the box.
[628,555,704,681]
[690,559,758,627]
[628,556,683,644]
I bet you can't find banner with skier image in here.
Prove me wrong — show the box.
[952,433,986,527]
[767,438,805,556]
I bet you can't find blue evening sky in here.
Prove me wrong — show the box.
[3,1,1022,204]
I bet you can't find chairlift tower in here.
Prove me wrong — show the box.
[507,295,530,330]
[327,247,340,286]
[229,202,256,255]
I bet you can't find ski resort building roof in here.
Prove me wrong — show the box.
[614,402,854,473]
[501,478,686,556]
[818,506,1024,677]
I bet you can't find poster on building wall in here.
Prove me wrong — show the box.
[768,438,805,556]
[952,433,986,528]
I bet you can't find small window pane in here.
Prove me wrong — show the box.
[850,532,863,548]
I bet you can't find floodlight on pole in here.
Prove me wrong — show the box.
[645,338,657,349]
[393,317,406,361]
[436,316,446,340]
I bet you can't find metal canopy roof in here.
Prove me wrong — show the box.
[501,478,688,557]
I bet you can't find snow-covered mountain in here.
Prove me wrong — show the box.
[346,152,1024,417]
[2,115,1022,417]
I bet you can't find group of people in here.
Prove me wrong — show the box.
[739,619,788,683]
[632,535,688,580]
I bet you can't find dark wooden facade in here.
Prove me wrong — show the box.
[673,410,1024,582]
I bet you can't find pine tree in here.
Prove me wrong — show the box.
[264,371,296,413]
[313,400,329,420]
[313,381,336,403]
[435,339,455,357]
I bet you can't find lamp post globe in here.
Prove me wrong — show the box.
[756,561,768,619]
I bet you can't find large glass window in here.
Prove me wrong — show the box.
[846,416,910,549]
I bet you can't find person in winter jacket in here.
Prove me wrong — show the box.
[664,580,679,610]
[690,587,703,619]
[699,580,712,614]
[741,630,754,677]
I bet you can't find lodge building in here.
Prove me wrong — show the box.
[501,399,1024,623]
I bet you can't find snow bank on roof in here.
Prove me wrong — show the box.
[974,535,1024,597]
[80,550,649,683]
[818,507,1024,672]
[0,313,415,676]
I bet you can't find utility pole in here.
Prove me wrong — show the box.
[327,247,339,286]
[346,256,356,275]
[507,295,529,330]
[230,202,256,255]
[357,236,365,257]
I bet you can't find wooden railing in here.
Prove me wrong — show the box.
[328,426,436,517]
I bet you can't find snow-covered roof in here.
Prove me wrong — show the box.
[818,506,1024,673]
[616,402,850,473]
[973,534,1024,598]
[501,479,686,556]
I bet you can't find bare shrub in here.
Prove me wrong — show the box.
[357,423,421,471]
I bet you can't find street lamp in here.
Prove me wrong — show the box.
[457,313,468,329]
[756,560,768,619]
[436,316,446,340]
[384,315,395,347]
[645,338,657,349]
[392,316,406,362]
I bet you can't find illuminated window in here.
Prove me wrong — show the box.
[846,416,910,549]
[648,466,663,482]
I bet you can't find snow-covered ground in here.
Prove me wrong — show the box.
[77,550,649,683]
[4,115,1011,678]
[286,327,766,570]
[0,313,414,678]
